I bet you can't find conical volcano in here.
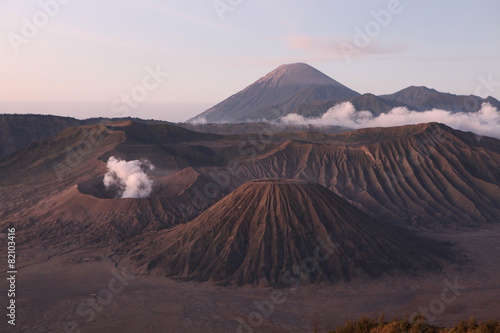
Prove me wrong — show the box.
[120,179,444,286]
[188,63,359,123]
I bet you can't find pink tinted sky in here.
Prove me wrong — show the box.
[1,0,499,121]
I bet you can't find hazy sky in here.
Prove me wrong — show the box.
[1,0,499,122]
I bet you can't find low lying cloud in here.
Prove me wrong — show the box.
[279,102,500,139]
[103,157,155,198]
[189,116,207,125]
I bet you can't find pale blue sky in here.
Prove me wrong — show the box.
[1,0,499,121]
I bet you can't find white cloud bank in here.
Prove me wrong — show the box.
[279,102,500,139]
[103,157,155,198]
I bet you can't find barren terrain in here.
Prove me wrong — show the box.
[1,120,499,332]
[2,225,500,332]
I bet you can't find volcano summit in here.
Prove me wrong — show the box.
[189,63,359,123]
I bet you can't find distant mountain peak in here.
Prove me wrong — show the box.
[405,85,436,91]
[400,85,439,94]
[256,62,342,88]
[379,85,499,113]
[188,63,359,123]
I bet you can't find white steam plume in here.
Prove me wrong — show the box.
[279,102,500,139]
[103,157,155,198]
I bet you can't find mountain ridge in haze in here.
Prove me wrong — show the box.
[379,86,500,112]
[188,63,500,124]
[266,87,500,120]
[290,93,414,118]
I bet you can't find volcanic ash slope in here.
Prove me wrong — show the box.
[119,179,446,286]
